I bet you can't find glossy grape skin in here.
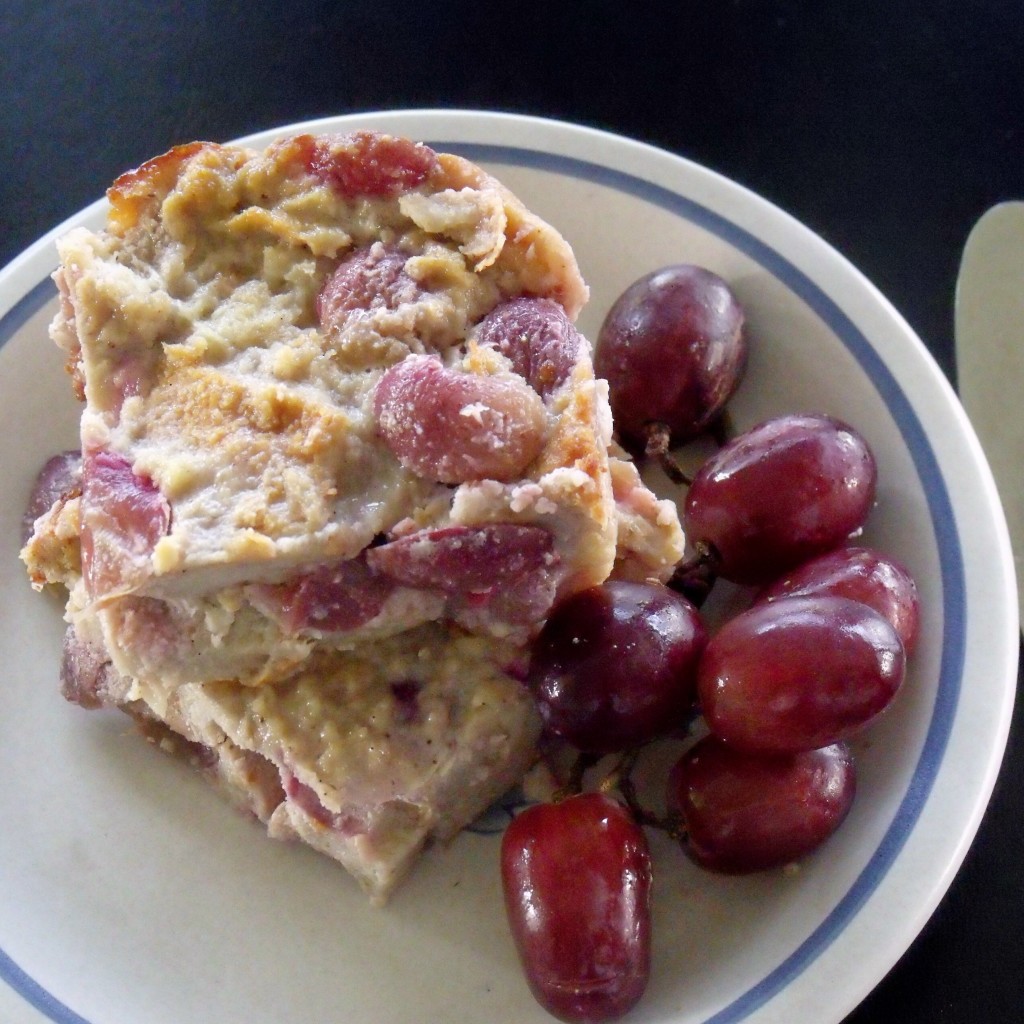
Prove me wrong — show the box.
[757,545,920,654]
[529,581,707,754]
[683,413,878,585]
[697,595,905,753]
[667,736,856,873]
[594,264,747,448]
[501,793,652,1023]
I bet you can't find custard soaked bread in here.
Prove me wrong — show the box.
[24,131,684,901]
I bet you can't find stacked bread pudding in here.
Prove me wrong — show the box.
[21,131,683,903]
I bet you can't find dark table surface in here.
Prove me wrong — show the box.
[2,2,1022,1021]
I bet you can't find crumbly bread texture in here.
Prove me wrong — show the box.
[63,613,540,904]
[54,135,593,593]
[42,132,682,686]
[23,131,685,901]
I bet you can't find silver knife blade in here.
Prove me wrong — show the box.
[955,201,1024,630]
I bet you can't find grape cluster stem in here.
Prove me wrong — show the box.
[642,422,691,485]
[559,748,684,839]
[667,542,720,608]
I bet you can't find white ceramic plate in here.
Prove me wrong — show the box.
[0,110,1016,1024]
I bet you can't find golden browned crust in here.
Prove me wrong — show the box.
[433,151,590,318]
[107,141,216,233]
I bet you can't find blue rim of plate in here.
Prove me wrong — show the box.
[0,142,964,1024]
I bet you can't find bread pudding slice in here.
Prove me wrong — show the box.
[40,131,682,688]
[22,130,685,901]
[60,608,540,904]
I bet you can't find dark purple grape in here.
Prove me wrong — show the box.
[697,594,905,753]
[757,545,920,654]
[528,581,707,753]
[667,736,856,873]
[683,413,877,585]
[60,623,117,710]
[501,793,652,1023]
[594,264,747,448]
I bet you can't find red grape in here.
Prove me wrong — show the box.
[367,524,560,627]
[316,245,421,337]
[22,450,81,545]
[594,264,747,448]
[756,545,920,654]
[306,131,438,197]
[697,595,905,753]
[667,736,856,872]
[373,355,547,482]
[501,793,652,1023]
[683,413,877,584]
[367,524,555,592]
[252,555,394,634]
[474,297,582,397]
[79,448,171,599]
[528,581,707,753]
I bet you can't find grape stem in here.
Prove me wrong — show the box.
[642,410,735,487]
[555,751,601,801]
[642,422,691,486]
[555,749,685,839]
[667,541,720,607]
[599,748,685,840]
